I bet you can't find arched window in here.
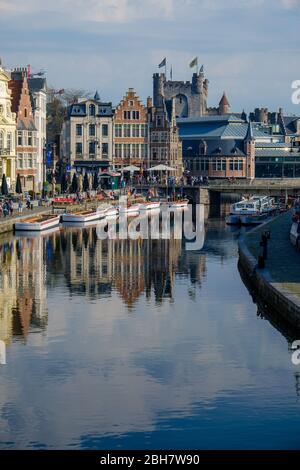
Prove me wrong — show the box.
[89,104,96,116]
[199,140,207,155]
[24,108,28,118]
[7,132,12,150]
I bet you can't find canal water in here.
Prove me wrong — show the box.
[0,208,300,449]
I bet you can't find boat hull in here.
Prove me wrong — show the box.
[169,200,189,209]
[140,202,161,211]
[15,215,60,231]
[61,211,105,223]
[119,204,141,214]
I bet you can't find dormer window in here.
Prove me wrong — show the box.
[89,104,96,116]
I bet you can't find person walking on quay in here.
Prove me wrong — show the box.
[26,195,31,210]
[9,200,13,216]
[2,201,9,217]
[18,200,23,213]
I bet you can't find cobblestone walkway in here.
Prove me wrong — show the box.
[245,211,300,300]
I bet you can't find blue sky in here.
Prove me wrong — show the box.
[0,0,299,113]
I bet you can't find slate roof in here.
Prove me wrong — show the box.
[17,119,37,131]
[69,100,113,117]
[182,138,246,157]
[255,142,287,148]
[283,116,300,135]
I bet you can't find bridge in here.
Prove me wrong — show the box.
[138,179,300,204]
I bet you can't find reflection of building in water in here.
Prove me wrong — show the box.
[0,235,48,344]
[56,226,189,308]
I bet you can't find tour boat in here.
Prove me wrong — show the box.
[119,203,141,214]
[225,196,275,225]
[139,201,161,211]
[14,214,60,232]
[105,206,119,219]
[62,207,107,223]
[290,222,300,248]
[169,199,189,209]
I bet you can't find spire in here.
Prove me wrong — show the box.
[241,109,247,121]
[219,91,230,107]
[94,90,100,101]
[246,120,254,141]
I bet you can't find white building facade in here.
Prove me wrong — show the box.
[60,93,113,176]
[0,66,17,189]
[28,77,47,190]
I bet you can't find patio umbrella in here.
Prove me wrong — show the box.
[92,172,98,190]
[71,173,78,193]
[121,165,140,172]
[147,164,176,171]
[16,173,22,194]
[83,173,90,191]
[1,174,8,195]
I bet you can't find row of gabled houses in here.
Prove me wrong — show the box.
[0,64,46,192]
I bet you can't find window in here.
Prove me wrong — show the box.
[89,141,96,155]
[76,124,82,136]
[115,124,122,137]
[115,144,122,158]
[124,111,131,120]
[17,131,22,146]
[102,143,109,155]
[132,143,139,158]
[132,124,139,137]
[152,149,157,160]
[124,124,131,137]
[76,142,82,155]
[28,132,33,146]
[28,153,33,168]
[141,144,147,158]
[129,100,134,106]
[24,108,27,118]
[123,144,130,158]
[7,132,12,150]
[0,131,3,148]
[89,104,96,116]
[229,159,244,171]
[102,124,108,137]
[156,116,162,127]
[89,124,96,136]
[132,110,140,120]
[18,153,23,169]
[141,124,148,137]
[23,152,28,168]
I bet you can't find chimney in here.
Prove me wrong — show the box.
[147,96,153,108]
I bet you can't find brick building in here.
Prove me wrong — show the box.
[148,97,183,175]
[9,68,38,191]
[113,88,149,171]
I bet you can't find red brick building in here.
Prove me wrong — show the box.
[9,68,38,192]
[113,88,149,170]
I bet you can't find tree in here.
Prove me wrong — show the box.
[16,173,22,194]
[83,173,90,192]
[92,172,99,190]
[71,173,78,193]
[1,174,8,195]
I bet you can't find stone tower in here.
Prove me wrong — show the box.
[218,92,230,115]
[153,66,209,118]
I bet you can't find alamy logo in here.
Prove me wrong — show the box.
[291,80,300,105]
[291,340,300,365]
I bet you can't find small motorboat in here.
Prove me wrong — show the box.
[119,203,141,214]
[15,214,60,231]
[105,206,118,219]
[169,199,189,209]
[62,208,106,223]
[139,201,161,211]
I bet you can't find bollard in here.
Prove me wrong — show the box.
[259,230,271,260]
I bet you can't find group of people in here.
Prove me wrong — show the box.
[0,195,32,218]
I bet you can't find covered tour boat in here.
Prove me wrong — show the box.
[15,214,60,231]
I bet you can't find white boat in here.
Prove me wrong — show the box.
[15,225,61,238]
[119,203,141,214]
[15,214,60,231]
[105,206,118,219]
[290,222,300,248]
[62,208,106,223]
[169,199,189,209]
[139,201,161,211]
[226,196,275,226]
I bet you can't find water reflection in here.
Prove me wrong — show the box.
[0,215,300,449]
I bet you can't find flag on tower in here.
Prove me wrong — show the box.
[158,57,166,68]
[189,57,198,68]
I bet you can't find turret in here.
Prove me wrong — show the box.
[153,73,165,107]
[218,92,230,115]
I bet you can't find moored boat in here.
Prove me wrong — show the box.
[15,214,60,231]
[105,206,118,219]
[169,199,189,209]
[62,209,105,223]
[226,195,276,226]
[139,201,161,211]
[119,203,141,214]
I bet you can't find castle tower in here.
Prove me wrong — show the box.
[153,73,165,107]
[218,92,230,115]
